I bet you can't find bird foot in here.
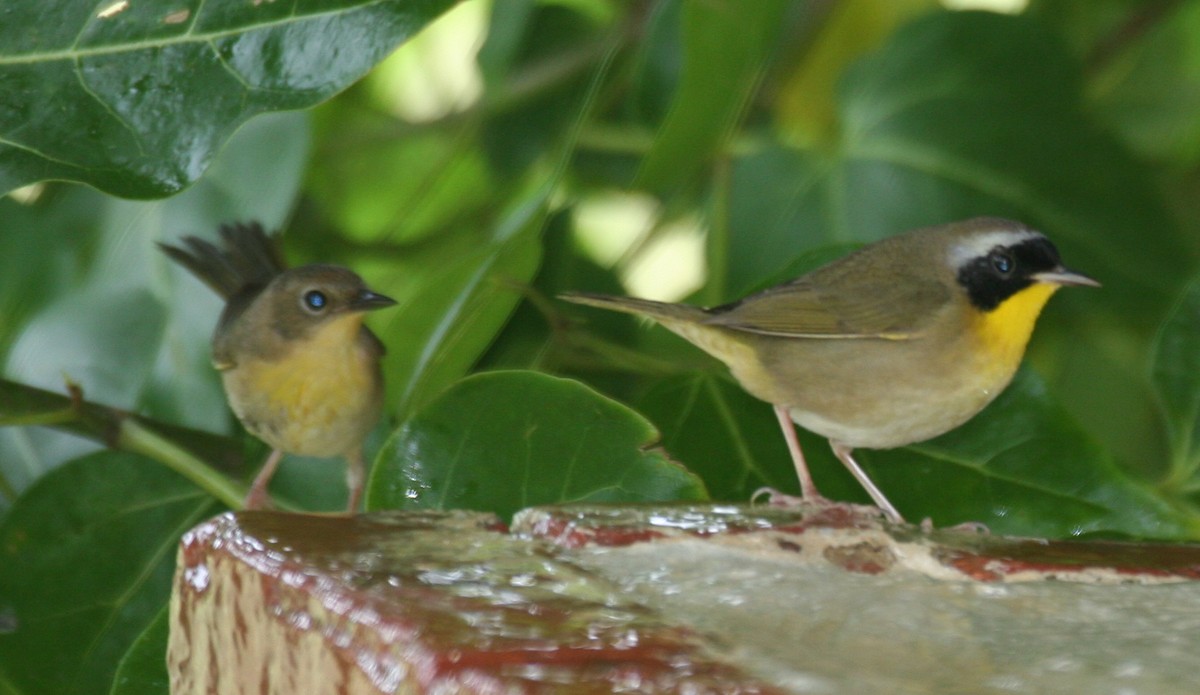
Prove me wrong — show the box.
[243,488,276,511]
[750,487,893,525]
[920,517,990,535]
[750,486,807,507]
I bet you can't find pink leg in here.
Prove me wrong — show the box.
[753,406,829,507]
[830,441,904,523]
[245,449,284,510]
[774,404,821,500]
[344,449,365,515]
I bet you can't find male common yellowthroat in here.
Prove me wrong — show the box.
[160,223,395,512]
[564,218,1099,523]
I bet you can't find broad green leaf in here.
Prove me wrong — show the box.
[0,0,457,198]
[618,0,683,126]
[1027,0,1143,58]
[477,212,629,373]
[308,1,500,246]
[0,452,217,695]
[366,370,708,519]
[1086,1,1200,166]
[774,0,935,142]
[633,374,799,501]
[634,0,790,192]
[6,288,167,411]
[1032,0,1200,165]
[372,183,547,419]
[1150,278,1200,491]
[479,3,607,177]
[109,608,168,695]
[475,0,537,86]
[306,127,496,244]
[0,190,97,356]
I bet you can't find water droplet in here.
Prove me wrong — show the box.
[184,563,210,592]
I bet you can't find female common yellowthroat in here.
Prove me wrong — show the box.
[564,217,1099,524]
[160,223,395,512]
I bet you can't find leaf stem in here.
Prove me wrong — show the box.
[0,408,77,427]
[116,420,249,511]
[560,330,711,377]
[1,378,260,508]
[706,156,732,305]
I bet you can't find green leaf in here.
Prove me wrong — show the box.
[306,128,496,244]
[366,370,708,519]
[1087,1,1200,166]
[635,0,790,191]
[109,608,168,695]
[477,212,628,373]
[1150,278,1200,490]
[0,191,97,356]
[774,0,936,142]
[6,288,167,410]
[0,0,457,198]
[633,374,798,500]
[479,3,606,176]
[0,452,217,695]
[374,184,547,419]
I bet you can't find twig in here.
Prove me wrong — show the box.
[1086,0,1182,73]
[0,379,264,508]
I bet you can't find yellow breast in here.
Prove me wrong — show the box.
[222,315,382,458]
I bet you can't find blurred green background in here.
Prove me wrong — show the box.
[5,0,1200,690]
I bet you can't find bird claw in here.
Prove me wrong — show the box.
[243,488,276,511]
[919,517,990,535]
[751,487,897,526]
[751,486,807,507]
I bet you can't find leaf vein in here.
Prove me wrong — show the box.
[0,0,397,66]
[74,497,215,689]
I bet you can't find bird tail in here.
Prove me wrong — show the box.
[159,222,286,299]
[562,292,764,376]
[559,292,709,324]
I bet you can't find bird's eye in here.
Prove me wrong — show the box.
[302,290,327,312]
[990,251,1014,275]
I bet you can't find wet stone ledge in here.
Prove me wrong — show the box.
[169,506,1200,694]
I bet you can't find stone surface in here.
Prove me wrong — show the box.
[169,504,1200,694]
[513,504,1200,583]
[517,505,1200,693]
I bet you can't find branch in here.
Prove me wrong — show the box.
[1086,0,1183,73]
[0,378,255,509]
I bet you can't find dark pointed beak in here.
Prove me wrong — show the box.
[351,289,397,311]
[1033,267,1101,288]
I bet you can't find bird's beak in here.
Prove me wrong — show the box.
[1034,267,1101,288]
[350,289,397,311]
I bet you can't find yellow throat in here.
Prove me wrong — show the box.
[971,281,1059,374]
